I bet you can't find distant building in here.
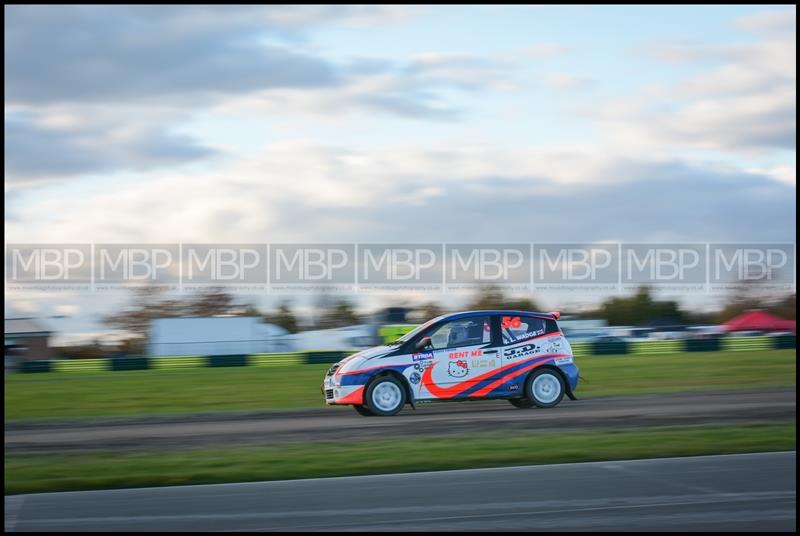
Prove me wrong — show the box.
[289,324,377,351]
[148,317,291,357]
[5,318,52,362]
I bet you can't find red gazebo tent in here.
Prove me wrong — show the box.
[723,310,796,334]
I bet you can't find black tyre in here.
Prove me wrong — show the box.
[524,368,565,408]
[508,398,535,409]
[364,376,406,416]
[353,405,375,417]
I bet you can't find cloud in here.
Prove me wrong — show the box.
[5,6,526,183]
[191,50,521,122]
[734,7,796,35]
[401,53,521,94]
[519,43,572,59]
[599,10,796,152]
[3,6,438,110]
[4,6,345,106]
[5,143,795,245]
[5,109,217,182]
[543,73,593,91]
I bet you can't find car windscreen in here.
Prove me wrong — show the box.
[390,316,444,345]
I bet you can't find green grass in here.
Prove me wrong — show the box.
[4,365,332,420]
[4,350,795,421]
[576,349,796,396]
[5,423,795,495]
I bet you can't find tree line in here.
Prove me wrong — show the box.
[54,284,794,358]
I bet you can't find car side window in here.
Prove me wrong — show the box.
[501,315,552,344]
[428,317,491,350]
[544,319,560,334]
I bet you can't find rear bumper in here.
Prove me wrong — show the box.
[558,363,580,393]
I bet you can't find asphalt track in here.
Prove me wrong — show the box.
[4,452,796,531]
[5,388,795,453]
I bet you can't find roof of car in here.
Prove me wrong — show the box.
[436,310,558,322]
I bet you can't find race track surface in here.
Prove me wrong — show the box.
[5,452,796,531]
[5,388,795,453]
[5,389,796,452]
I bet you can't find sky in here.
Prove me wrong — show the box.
[3,5,796,343]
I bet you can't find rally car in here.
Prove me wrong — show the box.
[322,310,578,416]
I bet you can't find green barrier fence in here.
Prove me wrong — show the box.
[592,340,629,355]
[51,359,109,373]
[721,336,773,352]
[630,339,683,355]
[208,355,248,367]
[686,337,722,352]
[304,350,352,364]
[250,353,304,366]
[19,360,52,373]
[110,356,150,371]
[151,356,206,369]
[568,341,591,358]
[13,334,796,373]
[774,335,796,349]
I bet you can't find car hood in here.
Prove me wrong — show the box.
[336,345,395,374]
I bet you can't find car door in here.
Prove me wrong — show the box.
[418,315,496,399]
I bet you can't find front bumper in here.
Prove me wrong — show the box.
[322,376,365,405]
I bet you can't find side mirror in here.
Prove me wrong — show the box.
[414,336,432,351]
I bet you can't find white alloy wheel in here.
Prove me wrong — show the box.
[371,380,403,413]
[527,370,565,408]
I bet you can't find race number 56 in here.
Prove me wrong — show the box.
[502,316,521,329]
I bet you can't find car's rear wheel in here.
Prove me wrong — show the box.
[508,398,535,409]
[365,376,406,416]
[525,368,565,408]
[352,405,375,416]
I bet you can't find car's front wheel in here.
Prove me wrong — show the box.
[524,368,565,408]
[364,376,406,416]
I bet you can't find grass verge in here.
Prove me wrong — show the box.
[4,350,796,420]
[5,423,795,495]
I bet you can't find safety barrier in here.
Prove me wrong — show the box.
[250,353,304,366]
[568,341,592,358]
[110,356,150,371]
[304,350,353,364]
[720,336,773,352]
[51,359,108,373]
[208,355,248,367]
[151,356,206,369]
[13,334,796,373]
[630,339,683,355]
